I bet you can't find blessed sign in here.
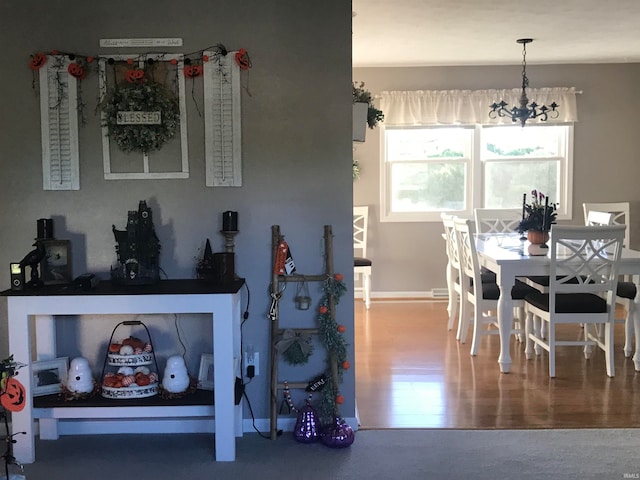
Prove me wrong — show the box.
[116,111,162,125]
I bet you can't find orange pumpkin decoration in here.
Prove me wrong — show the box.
[234,48,251,70]
[319,306,328,314]
[29,52,47,70]
[337,324,346,333]
[1,377,26,412]
[183,65,203,78]
[125,69,145,84]
[67,62,86,80]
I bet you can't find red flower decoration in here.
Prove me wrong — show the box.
[334,273,344,281]
[125,69,145,84]
[126,58,134,65]
[67,63,87,80]
[319,306,328,315]
[337,325,346,333]
[29,52,47,70]
[335,394,345,405]
[234,48,251,70]
[170,59,178,65]
[342,361,351,370]
[202,54,209,62]
[86,56,94,63]
[183,65,203,78]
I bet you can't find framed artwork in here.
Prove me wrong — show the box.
[40,240,72,285]
[197,353,214,390]
[31,357,69,396]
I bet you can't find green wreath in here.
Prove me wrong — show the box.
[101,81,180,154]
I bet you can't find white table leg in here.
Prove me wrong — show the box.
[496,272,516,373]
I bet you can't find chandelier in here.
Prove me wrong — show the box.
[489,38,559,127]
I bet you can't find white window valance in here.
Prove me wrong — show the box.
[379,87,579,126]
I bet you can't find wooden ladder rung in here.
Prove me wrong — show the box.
[276,328,319,335]
[276,382,308,390]
[279,274,327,283]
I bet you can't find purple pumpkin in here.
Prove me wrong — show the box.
[293,400,320,443]
[321,417,355,448]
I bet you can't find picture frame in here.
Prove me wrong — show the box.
[197,353,214,390]
[31,357,69,396]
[39,239,72,285]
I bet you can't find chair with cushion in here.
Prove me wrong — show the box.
[524,225,625,377]
[354,206,372,309]
[584,208,636,357]
[441,213,462,332]
[455,217,537,352]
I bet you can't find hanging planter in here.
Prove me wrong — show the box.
[352,81,384,142]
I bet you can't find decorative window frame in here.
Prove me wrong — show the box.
[39,55,80,190]
[98,54,189,180]
[203,50,242,187]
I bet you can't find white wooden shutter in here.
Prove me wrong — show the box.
[39,55,80,190]
[203,51,242,187]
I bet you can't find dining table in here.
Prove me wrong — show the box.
[475,232,640,373]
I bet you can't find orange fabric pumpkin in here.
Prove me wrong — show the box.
[1,377,26,412]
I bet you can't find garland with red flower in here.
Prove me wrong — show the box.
[316,273,350,423]
[28,44,252,133]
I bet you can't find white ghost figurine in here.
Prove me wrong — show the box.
[67,357,94,393]
[162,355,189,393]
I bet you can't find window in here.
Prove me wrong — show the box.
[381,124,573,222]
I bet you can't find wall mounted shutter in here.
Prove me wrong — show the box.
[40,55,80,190]
[203,51,242,187]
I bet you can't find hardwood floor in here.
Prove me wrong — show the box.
[354,299,640,429]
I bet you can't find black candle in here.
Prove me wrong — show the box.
[222,211,238,231]
[522,193,526,221]
[37,218,53,239]
[542,196,549,231]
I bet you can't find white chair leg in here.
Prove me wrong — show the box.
[457,296,470,343]
[533,316,542,356]
[447,290,459,331]
[525,311,534,359]
[624,299,634,358]
[547,320,556,378]
[605,321,615,378]
[363,272,371,309]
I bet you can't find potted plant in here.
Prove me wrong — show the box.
[517,189,557,244]
[352,81,384,142]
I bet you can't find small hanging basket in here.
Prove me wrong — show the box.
[295,277,311,310]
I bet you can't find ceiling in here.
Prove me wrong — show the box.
[352,0,640,67]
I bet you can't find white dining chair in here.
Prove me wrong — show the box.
[454,217,537,352]
[441,213,464,333]
[474,208,522,234]
[583,202,630,247]
[354,206,372,309]
[584,208,635,357]
[524,225,625,377]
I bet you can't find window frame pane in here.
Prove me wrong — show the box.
[379,123,573,223]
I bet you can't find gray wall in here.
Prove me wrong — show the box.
[0,0,355,423]
[353,63,640,295]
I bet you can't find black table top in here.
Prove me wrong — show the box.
[1,278,245,297]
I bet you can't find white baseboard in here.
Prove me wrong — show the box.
[355,290,448,300]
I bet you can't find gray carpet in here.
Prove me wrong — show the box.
[17,429,640,480]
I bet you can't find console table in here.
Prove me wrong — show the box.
[2,279,244,464]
